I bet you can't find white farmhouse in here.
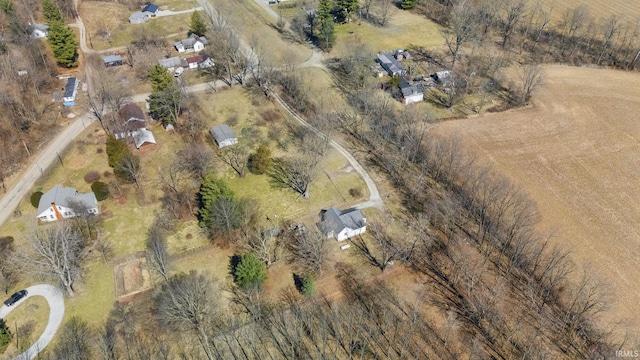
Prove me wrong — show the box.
[37,185,99,222]
[317,206,367,242]
[174,34,208,53]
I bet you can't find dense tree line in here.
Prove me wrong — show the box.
[420,0,640,71]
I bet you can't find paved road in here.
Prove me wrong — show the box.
[0,284,65,360]
[0,114,95,228]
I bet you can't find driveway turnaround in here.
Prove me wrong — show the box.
[0,284,65,360]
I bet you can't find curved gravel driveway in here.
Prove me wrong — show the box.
[0,285,65,360]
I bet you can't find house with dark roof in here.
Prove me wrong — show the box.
[376,53,406,77]
[186,55,204,69]
[142,3,159,15]
[63,77,78,106]
[210,124,238,148]
[115,104,155,149]
[174,34,208,53]
[29,23,49,39]
[103,54,123,67]
[317,206,367,241]
[37,185,99,222]
[399,78,424,105]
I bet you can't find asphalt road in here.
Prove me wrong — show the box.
[0,284,65,360]
[0,113,95,228]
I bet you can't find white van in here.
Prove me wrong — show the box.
[174,67,184,77]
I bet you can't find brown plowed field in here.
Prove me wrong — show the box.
[433,65,640,335]
[541,0,640,21]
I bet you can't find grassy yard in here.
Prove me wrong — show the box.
[79,1,198,50]
[194,86,367,223]
[0,297,49,360]
[333,10,444,56]
[215,0,312,66]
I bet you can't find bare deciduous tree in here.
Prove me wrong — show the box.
[514,64,545,105]
[441,1,478,67]
[155,271,219,360]
[52,317,93,360]
[145,225,172,281]
[176,143,214,181]
[216,144,249,177]
[498,0,527,48]
[269,155,321,198]
[12,222,86,296]
[286,226,329,274]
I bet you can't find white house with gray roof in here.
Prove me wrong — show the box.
[210,124,237,148]
[37,185,99,222]
[174,34,208,53]
[317,206,367,241]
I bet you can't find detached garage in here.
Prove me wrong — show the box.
[210,124,238,148]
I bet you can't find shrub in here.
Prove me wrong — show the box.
[91,181,110,201]
[234,253,267,290]
[84,171,100,183]
[249,145,273,175]
[96,148,104,154]
[301,275,316,296]
[261,109,281,123]
[0,319,12,354]
[31,191,43,208]
[349,188,363,198]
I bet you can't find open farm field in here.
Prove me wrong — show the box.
[539,0,640,21]
[432,65,640,336]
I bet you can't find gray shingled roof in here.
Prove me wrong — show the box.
[158,57,183,68]
[133,129,156,148]
[103,54,122,63]
[318,206,366,237]
[37,185,97,215]
[377,54,405,76]
[210,124,236,144]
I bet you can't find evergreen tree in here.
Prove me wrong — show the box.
[47,20,78,67]
[148,80,184,125]
[318,18,336,50]
[0,0,15,17]
[148,64,173,93]
[189,11,207,37]
[42,0,63,24]
[106,136,130,168]
[197,175,236,227]
[234,253,267,290]
[337,0,358,21]
[400,0,416,10]
[318,0,333,20]
[249,144,273,175]
[0,318,12,353]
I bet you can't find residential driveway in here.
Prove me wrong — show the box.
[156,7,203,17]
[0,284,65,360]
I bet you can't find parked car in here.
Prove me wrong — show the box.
[173,67,184,77]
[4,290,28,306]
